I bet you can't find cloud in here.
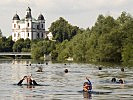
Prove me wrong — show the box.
[0,0,10,5]
[0,0,133,37]
[0,0,130,14]
[27,0,130,16]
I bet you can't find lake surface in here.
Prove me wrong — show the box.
[0,59,133,100]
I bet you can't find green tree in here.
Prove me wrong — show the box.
[22,38,31,52]
[87,15,119,62]
[31,40,56,60]
[31,44,43,59]
[0,36,14,52]
[5,36,14,52]
[13,38,24,52]
[49,17,80,42]
[121,19,133,66]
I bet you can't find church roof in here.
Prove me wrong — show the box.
[19,18,25,23]
[38,14,45,20]
[32,18,38,22]
[19,17,38,23]
[13,14,20,20]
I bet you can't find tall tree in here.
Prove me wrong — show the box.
[13,39,24,52]
[49,17,80,42]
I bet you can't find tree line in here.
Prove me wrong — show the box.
[0,12,132,66]
[49,12,133,66]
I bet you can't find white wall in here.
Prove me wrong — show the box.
[12,18,45,41]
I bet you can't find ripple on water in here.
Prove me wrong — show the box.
[0,61,133,99]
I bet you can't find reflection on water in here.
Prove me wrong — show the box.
[12,60,31,65]
[0,60,133,100]
[83,92,92,99]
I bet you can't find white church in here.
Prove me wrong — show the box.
[12,7,47,41]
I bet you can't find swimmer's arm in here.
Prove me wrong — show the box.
[86,77,92,84]
[17,76,27,85]
[33,80,38,85]
[17,79,24,85]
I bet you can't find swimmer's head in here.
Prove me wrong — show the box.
[37,67,43,72]
[121,68,124,72]
[98,67,102,70]
[119,79,124,84]
[83,82,91,91]
[23,76,27,80]
[64,69,68,73]
[111,78,116,82]
[83,82,89,86]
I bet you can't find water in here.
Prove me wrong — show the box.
[0,60,133,100]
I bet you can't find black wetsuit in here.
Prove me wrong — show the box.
[17,79,38,86]
[29,80,38,85]
[17,79,24,85]
[33,80,38,85]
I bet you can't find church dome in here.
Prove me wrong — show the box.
[38,14,45,20]
[13,14,20,20]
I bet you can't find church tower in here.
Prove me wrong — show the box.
[25,7,32,40]
[26,7,32,19]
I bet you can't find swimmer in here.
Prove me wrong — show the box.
[46,62,48,65]
[64,69,68,73]
[27,75,38,85]
[111,78,116,83]
[98,67,102,70]
[119,79,124,84]
[17,75,38,86]
[36,67,43,72]
[111,78,124,84]
[121,68,124,72]
[83,77,92,92]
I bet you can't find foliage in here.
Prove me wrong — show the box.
[0,13,133,66]
[49,17,81,42]
[31,40,56,60]
[51,13,133,66]
[0,36,14,52]
[13,38,31,52]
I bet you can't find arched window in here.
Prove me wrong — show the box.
[41,24,43,28]
[27,23,30,27]
[28,33,29,37]
[42,33,43,38]
[14,24,16,28]
[37,33,39,38]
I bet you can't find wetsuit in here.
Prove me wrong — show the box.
[83,80,92,92]
[17,79,38,86]
[17,79,24,85]
[33,80,38,85]
[88,80,92,91]
[28,79,38,85]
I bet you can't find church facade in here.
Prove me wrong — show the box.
[12,7,46,41]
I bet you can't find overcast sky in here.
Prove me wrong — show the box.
[0,0,133,37]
